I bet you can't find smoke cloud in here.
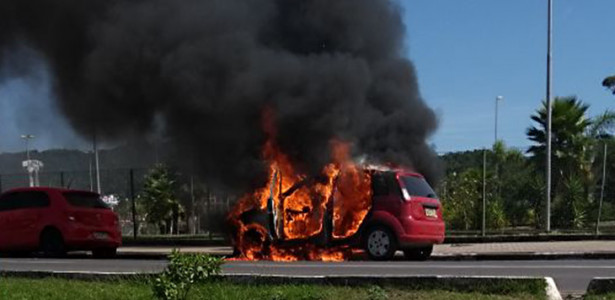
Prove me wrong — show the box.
[0,0,440,190]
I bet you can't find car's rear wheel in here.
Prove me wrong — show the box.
[364,226,397,261]
[403,245,433,261]
[40,228,66,258]
[92,248,117,258]
[1,251,31,258]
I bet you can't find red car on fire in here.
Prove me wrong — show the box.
[0,187,121,257]
[234,166,445,261]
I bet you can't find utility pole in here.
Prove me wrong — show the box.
[545,0,553,232]
[21,134,35,187]
[482,149,487,236]
[190,175,196,235]
[89,154,94,192]
[21,134,35,161]
[596,143,607,235]
[495,96,504,143]
[93,133,101,194]
[130,169,137,239]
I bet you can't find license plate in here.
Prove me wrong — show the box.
[424,208,437,218]
[93,232,109,240]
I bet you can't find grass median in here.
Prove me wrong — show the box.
[586,294,615,300]
[0,277,547,300]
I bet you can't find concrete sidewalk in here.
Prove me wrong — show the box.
[117,240,615,260]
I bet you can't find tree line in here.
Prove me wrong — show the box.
[439,76,615,232]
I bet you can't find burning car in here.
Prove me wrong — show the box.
[229,163,445,261]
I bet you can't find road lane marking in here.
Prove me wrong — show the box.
[223,264,615,269]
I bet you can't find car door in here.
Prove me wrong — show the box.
[0,193,9,249]
[0,191,50,249]
[0,192,21,250]
[371,172,401,217]
[16,191,50,247]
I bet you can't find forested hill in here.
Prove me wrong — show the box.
[439,150,487,175]
[1,146,499,175]
[0,143,164,174]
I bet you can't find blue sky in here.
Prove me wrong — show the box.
[0,1,613,153]
[402,0,615,153]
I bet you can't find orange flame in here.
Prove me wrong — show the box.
[228,108,372,261]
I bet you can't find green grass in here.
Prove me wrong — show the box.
[586,295,615,300]
[586,293,615,300]
[0,277,545,300]
[0,277,152,300]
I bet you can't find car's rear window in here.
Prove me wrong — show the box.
[63,192,109,209]
[400,176,437,199]
[0,191,50,211]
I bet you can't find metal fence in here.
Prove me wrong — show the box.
[0,169,235,239]
[2,165,613,239]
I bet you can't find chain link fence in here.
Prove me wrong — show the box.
[0,169,235,240]
[2,164,613,239]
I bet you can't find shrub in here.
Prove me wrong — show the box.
[152,250,223,300]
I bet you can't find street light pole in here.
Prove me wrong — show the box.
[495,96,504,143]
[20,134,35,187]
[546,0,553,232]
[482,149,487,236]
[93,133,101,195]
[20,134,35,161]
[596,142,607,235]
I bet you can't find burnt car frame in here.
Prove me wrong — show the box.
[234,167,445,260]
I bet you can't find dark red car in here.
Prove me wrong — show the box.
[0,187,121,257]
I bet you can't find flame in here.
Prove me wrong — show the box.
[228,108,372,261]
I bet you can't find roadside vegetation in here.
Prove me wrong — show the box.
[440,96,615,233]
[0,277,546,300]
[586,293,615,300]
[0,252,547,300]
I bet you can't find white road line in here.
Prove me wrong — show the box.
[223,264,615,269]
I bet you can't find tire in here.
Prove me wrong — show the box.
[1,251,31,258]
[40,228,66,258]
[403,245,433,261]
[364,226,397,261]
[92,248,117,259]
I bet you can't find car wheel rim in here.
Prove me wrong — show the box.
[368,230,390,257]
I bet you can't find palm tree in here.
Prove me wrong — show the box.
[527,96,591,183]
[526,97,593,229]
[589,111,615,138]
[603,75,615,95]
[527,97,615,229]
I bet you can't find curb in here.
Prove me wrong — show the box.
[0,270,157,281]
[545,277,563,300]
[121,239,228,247]
[429,252,615,261]
[0,271,560,300]
[445,234,615,244]
[113,250,615,261]
[119,235,615,246]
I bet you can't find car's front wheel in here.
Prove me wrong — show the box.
[403,245,433,261]
[40,228,66,258]
[364,226,397,261]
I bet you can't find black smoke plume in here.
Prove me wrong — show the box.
[0,0,441,190]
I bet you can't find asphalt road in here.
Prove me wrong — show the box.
[2,258,614,294]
